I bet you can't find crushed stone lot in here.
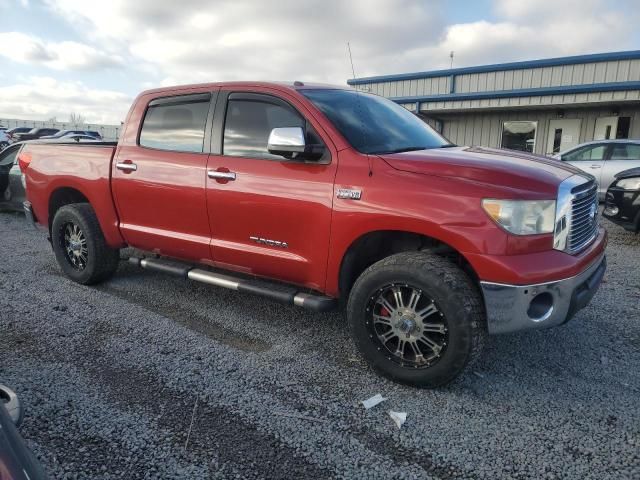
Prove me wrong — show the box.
[0,211,638,479]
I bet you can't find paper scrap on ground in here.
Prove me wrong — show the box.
[361,393,386,410]
[388,410,407,429]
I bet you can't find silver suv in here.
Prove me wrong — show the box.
[555,140,640,200]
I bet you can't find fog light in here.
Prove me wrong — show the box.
[603,205,619,216]
[527,292,554,322]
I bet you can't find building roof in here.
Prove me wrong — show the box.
[347,50,640,85]
[346,50,640,112]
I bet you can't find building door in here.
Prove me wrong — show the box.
[594,116,618,140]
[546,119,581,155]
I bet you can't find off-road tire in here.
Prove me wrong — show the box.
[51,203,119,285]
[347,251,486,387]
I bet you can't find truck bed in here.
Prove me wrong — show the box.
[21,142,126,247]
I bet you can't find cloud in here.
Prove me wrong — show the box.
[0,32,124,71]
[3,0,639,124]
[0,77,131,124]
[41,0,640,85]
[44,0,447,84]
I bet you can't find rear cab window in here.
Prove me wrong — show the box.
[139,93,211,153]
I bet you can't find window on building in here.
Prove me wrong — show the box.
[616,117,631,139]
[501,121,537,153]
[552,128,563,153]
[223,98,305,160]
[139,94,210,153]
[562,144,607,162]
[609,143,640,160]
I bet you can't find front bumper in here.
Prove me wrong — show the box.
[480,252,606,334]
[603,187,640,233]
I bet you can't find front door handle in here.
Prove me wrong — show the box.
[116,161,137,172]
[207,170,237,181]
[589,165,601,169]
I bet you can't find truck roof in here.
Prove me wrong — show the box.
[139,81,349,97]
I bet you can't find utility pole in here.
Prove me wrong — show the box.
[450,51,454,69]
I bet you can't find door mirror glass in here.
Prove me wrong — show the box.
[267,127,306,157]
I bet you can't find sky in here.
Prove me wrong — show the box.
[0,0,639,125]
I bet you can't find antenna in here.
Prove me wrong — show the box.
[347,42,372,177]
[347,42,357,80]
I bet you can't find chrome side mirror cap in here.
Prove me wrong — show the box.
[0,385,23,427]
[267,127,306,156]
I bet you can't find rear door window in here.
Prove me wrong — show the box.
[608,143,640,160]
[139,93,211,153]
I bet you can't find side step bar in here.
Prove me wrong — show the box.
[128,256,337,312]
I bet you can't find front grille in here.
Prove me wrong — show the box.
[567,181,599,253]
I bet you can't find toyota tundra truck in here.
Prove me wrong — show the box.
[20,82,607,387]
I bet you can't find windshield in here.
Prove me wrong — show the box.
[301,89,452,154]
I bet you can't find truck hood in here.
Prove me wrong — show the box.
[379,146,584,197]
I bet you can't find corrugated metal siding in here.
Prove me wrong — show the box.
[454,59,640,93]
[356,75,451,97]
[437,107,640,155]
[356,59,640,99]
[422,90,640,111]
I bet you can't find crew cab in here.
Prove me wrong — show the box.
[20,82,607,387]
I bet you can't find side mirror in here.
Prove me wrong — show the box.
[267,127,306,157]
[0,385,23,427]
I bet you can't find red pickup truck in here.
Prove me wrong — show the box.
[20,82,607,387]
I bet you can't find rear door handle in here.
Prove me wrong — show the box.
[207,170,236,181]
[116,162,137,172]
[589,165,601,169]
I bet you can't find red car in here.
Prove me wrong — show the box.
[20,82,607,387]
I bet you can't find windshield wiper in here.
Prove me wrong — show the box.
[374,146,427,154]
[439,143,457,148]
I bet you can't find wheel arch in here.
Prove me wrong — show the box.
[337,229,480,301]
[48,187,90,232]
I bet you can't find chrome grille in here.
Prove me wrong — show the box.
[567,181,598,253]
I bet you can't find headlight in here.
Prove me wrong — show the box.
[616,177,640,190]
[482,199,556,235]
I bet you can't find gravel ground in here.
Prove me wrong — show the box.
[0,210,638,479]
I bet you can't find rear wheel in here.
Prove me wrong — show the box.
[51,203,119,285]
[347,251,486,387]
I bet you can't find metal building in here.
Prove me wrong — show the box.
[347,50,640,155]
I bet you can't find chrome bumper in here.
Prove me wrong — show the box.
[480,253,606,334]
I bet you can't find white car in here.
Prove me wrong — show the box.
[555,140,640,200]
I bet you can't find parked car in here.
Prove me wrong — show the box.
[0,143,26,211]
[40,129,102,140]
[5,127,31,142]
[37,134,101,143]
[603,167,640,233]
[555,140,640,200]
[0,385,48,480]
[20,82,606,387]
[0,129,9,150]
[12,128,59,142]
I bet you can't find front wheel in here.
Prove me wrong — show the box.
[51,203,119,285]
[347,252,486,387]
